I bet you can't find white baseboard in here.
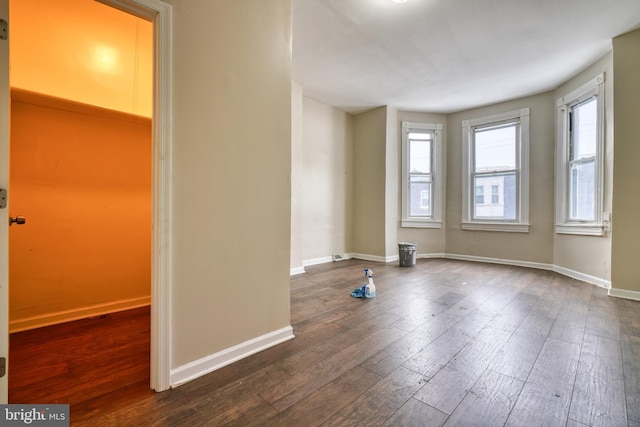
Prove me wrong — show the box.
[290,266,306,276]
[299,252,444,267]
[9,296,151,333]
[350,253,398,263]
[294,251,618,295]
[552,265,611,289]
[444,253,612,289]
[608,287,640,301]
[445,253,553,271]
[303,256,334,267]
[170,326,295,388]
[418,253,445,259]
[302,253,397,266]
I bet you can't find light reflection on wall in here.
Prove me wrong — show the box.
[91,44,121,76]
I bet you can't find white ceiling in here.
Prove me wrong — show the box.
[292,0,640,114]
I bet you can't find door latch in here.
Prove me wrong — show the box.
[0,188,6,209]
[9,216,26,226]
[0,19,7,41]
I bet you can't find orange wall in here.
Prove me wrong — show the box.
[9,91,151,331]
[9,0,152,117]
[8,0,152,330]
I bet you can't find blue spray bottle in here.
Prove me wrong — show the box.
[364,268,376,298]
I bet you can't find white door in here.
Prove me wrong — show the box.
[0,0,10,404]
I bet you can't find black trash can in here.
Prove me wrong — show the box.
[398,242,416,267]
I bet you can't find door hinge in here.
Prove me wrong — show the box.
[0,357,5,378]
[0,19,7,41]
[0,188,6,209]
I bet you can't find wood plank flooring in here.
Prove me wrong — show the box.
[9,306,152,417]
[9,259,640,426]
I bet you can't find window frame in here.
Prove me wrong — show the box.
[555,73,605,236]
[401,121,443,228]
[461,108,530,233]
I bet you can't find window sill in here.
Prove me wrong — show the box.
[401,220,442,229]
[555,224,604,236]
[461,222,530,233]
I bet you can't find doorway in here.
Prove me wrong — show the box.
[0,0,172,402]
[7,0,153,403]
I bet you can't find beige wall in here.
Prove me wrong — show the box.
[612,29,640,294]
[170,0,292,368]
[553,53,613,281]
[396,111,448,255]
[445,92,555,263]
[300,96,354,262]
[291,82,304,271]
[352,107,388,257]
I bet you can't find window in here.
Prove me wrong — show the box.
[462,108,529,232]
[420,190,430,211]
[475,186,484,205]
[491,185,499,204]
[556,73,605,235]
[401,122,443,228]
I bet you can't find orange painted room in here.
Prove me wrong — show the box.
[8,0,152,332]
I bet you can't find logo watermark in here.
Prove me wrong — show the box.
[1,405,69,426]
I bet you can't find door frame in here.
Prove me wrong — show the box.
[97,0,173,392]
[1,0,9,404]
[0,0,173,399]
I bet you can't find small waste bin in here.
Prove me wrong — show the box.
[398,242,416,267]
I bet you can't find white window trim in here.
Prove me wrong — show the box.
[461,108,530,233]
[401,121,443,229]
[555,73,605,236]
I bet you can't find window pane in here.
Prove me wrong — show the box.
[474,173,516,220]
[474,124,516,171]
[570,159,595,221]
[420,190,430,209]
[408,132,431,140]
[475,185,484,204]
[410,175,432,216]
[410,139,431,173]
[571,98,597,160]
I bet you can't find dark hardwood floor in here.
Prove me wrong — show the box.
[9,306,152,418]
[9,259,640,426]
